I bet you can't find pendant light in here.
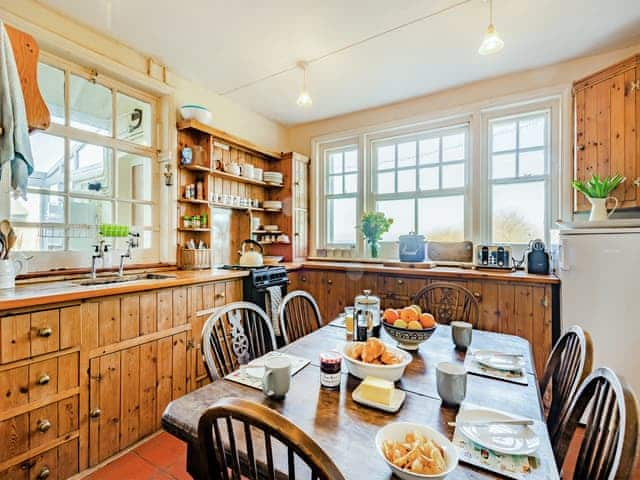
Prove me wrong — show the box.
[478,0,504,55]
[296,61,313,107]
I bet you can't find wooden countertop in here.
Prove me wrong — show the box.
[300,260,560,285]
[0,264,302,311]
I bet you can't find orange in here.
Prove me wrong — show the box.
[400,307,419,323]
[419,313,436,329]
[408,320,422,330]
[408,304,422,315]
[382,308,399,325]
[393,319,408,328]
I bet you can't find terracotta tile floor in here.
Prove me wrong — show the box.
[83,432,191,480]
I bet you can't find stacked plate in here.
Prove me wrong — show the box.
[262,200,282,211]
[263,171,283,185]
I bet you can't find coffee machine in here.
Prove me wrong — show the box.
[525,239,551,275]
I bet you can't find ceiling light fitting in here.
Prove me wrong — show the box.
[296,61,312,107]
[478,0,504,55]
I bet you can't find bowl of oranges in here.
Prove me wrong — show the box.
[382,305,437,350]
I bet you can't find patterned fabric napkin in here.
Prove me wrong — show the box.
[464,350,528,385]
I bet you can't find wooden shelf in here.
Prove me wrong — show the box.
[253,230,282,234]
[210,202,265,212]
[260,242,291,246]
[211,169,283,188]
[178,227,210,232]
[178,198,209,205]
[180,163,211,173]
[177,119,282,160]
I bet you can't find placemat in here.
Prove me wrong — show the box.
[225,351,310,390]
[464,350,528,385]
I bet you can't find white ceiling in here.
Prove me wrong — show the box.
[39,0,640,126]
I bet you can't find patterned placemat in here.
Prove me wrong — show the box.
[225,351,310,390]
[464,350,529,385]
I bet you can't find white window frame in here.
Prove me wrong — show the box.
[1,51,161,270]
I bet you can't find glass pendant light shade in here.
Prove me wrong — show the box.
[296,61,313,107]
[478,24,504,55]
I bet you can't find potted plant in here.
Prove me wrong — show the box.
[357,212,393,258]
[572,174,625,222]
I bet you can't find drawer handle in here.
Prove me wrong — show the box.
[89,408,102,418]
[37,374,50,385]
[576,144,585,151]
[473,292,482,301]
[37,419,52,433]
[215,293,225,299]
[301,276,307,282]
[327,279,333,285]
[38,327,53,337]
[397,279,404,285]
[37,466,50,479]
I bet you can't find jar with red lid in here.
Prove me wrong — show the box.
[319,351,342,390]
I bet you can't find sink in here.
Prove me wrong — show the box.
[73,273,176,286]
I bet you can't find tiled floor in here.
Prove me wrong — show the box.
[83,432,190,480]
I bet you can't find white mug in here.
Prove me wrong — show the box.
[0,258,25,289]
[262,356,291,399]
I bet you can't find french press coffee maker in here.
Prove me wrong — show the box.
[353,290,381,340]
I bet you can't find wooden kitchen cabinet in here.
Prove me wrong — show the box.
[573,54,640,211]
[296,270,350,322]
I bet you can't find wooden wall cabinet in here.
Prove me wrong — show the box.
[573,54,640,211]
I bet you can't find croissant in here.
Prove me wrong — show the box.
[381,349,401,365]
[348,343,364,361]
[362,337,385,363]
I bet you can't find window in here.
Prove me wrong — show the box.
[5,58,158,257]
[324,146,358,245]
[373,126,468,243]
[488,112,550,244]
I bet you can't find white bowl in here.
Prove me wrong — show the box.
[375,422,459,480]
[264,225,279,232]
[180,105,212,124]
[342,341,412,382]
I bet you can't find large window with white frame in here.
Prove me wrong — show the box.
[323,144,359,246]
[4,55,159,262]
[487,110,550,245]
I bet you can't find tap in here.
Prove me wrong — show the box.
[91,240,108,279]
[119,233,140,277]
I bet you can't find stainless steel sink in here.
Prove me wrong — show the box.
[73,273,176,286]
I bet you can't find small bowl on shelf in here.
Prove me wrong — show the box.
[264,225,279,232]
[180,105,212,124]
[382,322,437,351]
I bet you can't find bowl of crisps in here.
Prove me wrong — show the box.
[343,338,412,382]
[376,422,458,479]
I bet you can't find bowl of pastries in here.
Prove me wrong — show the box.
[343,338,412,382]
[376,423,458,480]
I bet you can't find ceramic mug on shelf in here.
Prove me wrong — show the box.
[225,163,241,176]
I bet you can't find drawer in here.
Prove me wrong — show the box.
[29,352,79,403]
[0,437,79,480]
[0,306,80,364]
[380,275,409,297]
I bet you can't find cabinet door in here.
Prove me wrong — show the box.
[293,154,308,209]
[325,272,347,322]
[293,208,308,260]
[298,270,327,315]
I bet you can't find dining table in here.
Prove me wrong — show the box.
[161,321,559,479]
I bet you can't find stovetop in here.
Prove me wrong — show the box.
[221,264,284,271]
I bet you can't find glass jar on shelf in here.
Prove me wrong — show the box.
[183,216,192,228]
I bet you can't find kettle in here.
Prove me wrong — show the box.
[238,239,264,267]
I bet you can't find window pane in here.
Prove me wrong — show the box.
[328,197,356,244]
[442,133,465,162]
[328,152,342,174]
[492,153,516,179]
[492,182,545,243]
[70,74,112,135]
[397,141,416,167]
[492,121,516,152]
[418,195,464,241]
[397,169,416,192]
[519,149,545,177]
[519,116,545,149]
[344,150,357,172]
[377,171,395,194]
[419,138,439,165]
[15,226,65,252]
[442,163,464,189]
[376,199,414,242]
[70,141,113,196]
[376,144,395,170]
[69,198,113,225]
[117,152,152,201]
[11,193,65,223]
[419,166,439,191]
[344,173,357,194]
[38,63,64,124]
[118,202,152,227]
[328,175,342,194]
[116,92,152,146]
[29,133,64,191]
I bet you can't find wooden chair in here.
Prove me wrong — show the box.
[554,367,639,479]
[411,282,480,325]
[278,290,323,345]
[539,325,593,448]
[202,302,277,380]
[197,397,346,480]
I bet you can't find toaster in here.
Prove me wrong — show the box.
[475,244,512,269]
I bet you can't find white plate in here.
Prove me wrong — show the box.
[474,350,525,371]
[457,408,540,455]
[352,384,406,413]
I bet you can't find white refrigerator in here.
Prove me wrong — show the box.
[556,227,640,396]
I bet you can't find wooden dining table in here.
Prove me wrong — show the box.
[162,322,559,479]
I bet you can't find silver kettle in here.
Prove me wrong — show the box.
[238,239,264,267]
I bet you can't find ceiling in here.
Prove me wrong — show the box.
[39,0,640,126]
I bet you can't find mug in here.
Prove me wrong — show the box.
[451,321,473,351]
[262,356,291,399]
[436,362,467,407]
[240,163,254,178]
[0,258,25,289]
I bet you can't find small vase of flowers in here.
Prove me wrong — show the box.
[357,212,393,258]
[572,174,625,222]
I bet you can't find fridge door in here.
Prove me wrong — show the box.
[558,231,640,396]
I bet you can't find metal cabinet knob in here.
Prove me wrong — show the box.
[301,276,307,282]
[37,374,50,385]
[397,279,404,285]
[473,292,482,301]
[37,419,52,433]
[38,327,52,337]
[576,144,585,151]
[327,279,333,285]
[37,467,50,479]
[633,177,640,187]
[89,408,102,418]
[214,293,225,299]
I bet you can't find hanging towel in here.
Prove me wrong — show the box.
[0,21,33,200]
[265,285,283,336]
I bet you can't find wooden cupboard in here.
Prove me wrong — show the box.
[573,54,640,211]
